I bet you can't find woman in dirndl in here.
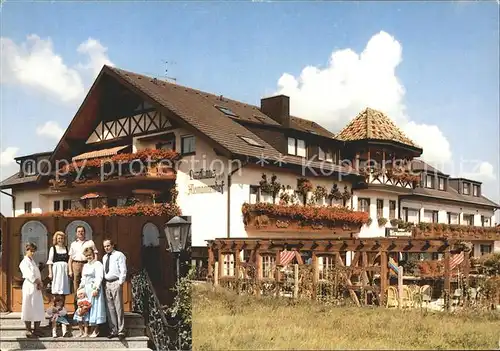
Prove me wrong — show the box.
[46,231,70,301]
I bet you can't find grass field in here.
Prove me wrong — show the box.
[193,283,500,350]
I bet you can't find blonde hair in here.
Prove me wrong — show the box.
[83,247,94,257]
[52,231,66,246]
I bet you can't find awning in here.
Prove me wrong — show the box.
[72,145,130,161]
[80,192,105,200]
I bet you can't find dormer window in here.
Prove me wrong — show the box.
[425,174,433,188]
[318,147,333,162]
[24,160,36,176]
[463,182,470,195]
[438,177,445,191]
[473,184,480,197]
[287,137,306,157]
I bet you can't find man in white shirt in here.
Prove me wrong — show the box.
[102,238,127,339]
[68,225,98,294]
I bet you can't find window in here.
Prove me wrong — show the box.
[404,208,419,223]
[389,200,396,220]
[480,244,492,256]
[438,177,445,191]
[181,135,196,155]
[156,140,175,151]
[262,255,276,279]
[215,105,238,117]
[423,210,438,223]
[462,182,470,195]
[63,200,72,211]
[447,212,459,225]
[24,160,35,176]
[376,199,384,218]
[239,135,263,147]
[53,200,61,212]
[473,184,479,197]
[249,185,261,204]
[358,198,370,213]
[24,202,32,214]
[463,214,474,226]
[325,150,333,162]
[318,147,325,161]
[425,174,433,188]
[287,137,306,157]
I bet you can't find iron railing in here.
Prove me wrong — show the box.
[131,269,174,350]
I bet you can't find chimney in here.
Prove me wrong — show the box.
[260,95,290,128]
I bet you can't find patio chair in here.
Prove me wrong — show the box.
[420,285,432,306]
[452,288,462,306]
[468,287,478,305]
[386,286,398,308]
[401,285,413,308]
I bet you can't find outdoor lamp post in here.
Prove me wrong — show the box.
[164,216,191,282]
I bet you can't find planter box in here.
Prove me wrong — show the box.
[244,213,362,238]
[413,226,500,241]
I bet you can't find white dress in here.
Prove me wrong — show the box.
[19,256,46,322]
[46,246,70,295]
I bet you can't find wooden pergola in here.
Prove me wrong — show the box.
[207,237,470,309]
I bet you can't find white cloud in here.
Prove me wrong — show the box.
[0,34,113,103]
[460,161,497,182]
[0,147,18,166]
[274,31,453,164]
[36,121,64,140]
[77,38,114,77]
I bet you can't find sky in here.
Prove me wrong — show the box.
[0,1,499,219]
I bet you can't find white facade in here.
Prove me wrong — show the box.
[6,123,499,255]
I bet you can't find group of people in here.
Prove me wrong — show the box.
[19,225,128,339]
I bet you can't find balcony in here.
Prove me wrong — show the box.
[360,167,420,189]
[242,203,370,238]
[50,149,179,191]
[412,223,500,241]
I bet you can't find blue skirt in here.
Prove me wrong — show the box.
[56,316,69,325]
[73,284,106,326]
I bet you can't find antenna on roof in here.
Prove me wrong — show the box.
[164,60,177,83]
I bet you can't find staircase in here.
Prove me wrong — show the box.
[0,312,151,351]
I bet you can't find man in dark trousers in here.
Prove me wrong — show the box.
[102,239,127,339]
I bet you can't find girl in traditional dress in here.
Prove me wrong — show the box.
[19,242,45,338]
[46,231,70,300]
[73,247,106,337]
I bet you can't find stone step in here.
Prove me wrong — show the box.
[0,312,145,328]
[0,324,145,337]
[0,336,150,350]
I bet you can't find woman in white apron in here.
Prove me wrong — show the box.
[47,231,70,300]
[19,242,46,337]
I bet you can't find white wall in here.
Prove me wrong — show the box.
[12,188,44,216]
[401,199,495,227]
[352,190,399,238]
[230,167,352,239]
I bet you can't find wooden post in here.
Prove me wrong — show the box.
[275,250,281,297]
[463,251,470,307]
[255,250,262,297]
[444,249,451,311]
[380,251,388,307]
[398,266,403,309]
[214,262,219,286]
[234,248,241,294]
[218,251,224,284]
[207,245,214,281]
[293,264,299,299]
[312,252,318,300]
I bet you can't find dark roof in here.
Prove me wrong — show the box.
[449,177,482,184]
[14,151,52,161]
[405,186,499,209]
[0,172,39,189]
[290,116,336,138]
[410,159,448,176]
[336,107,421,149]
